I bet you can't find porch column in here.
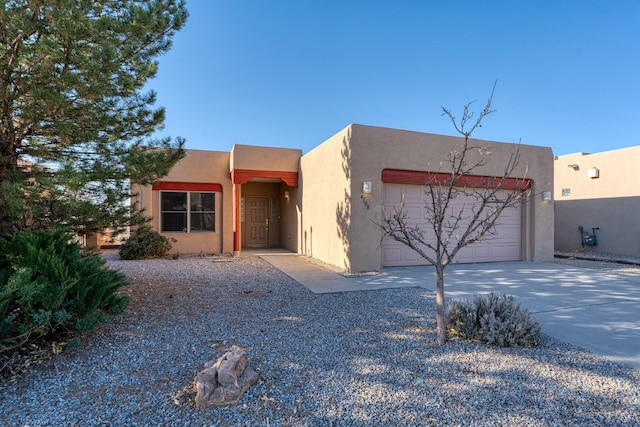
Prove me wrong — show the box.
[233,183,241,255]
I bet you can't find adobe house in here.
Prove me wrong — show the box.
[554,146,640,257]
[132,124,554,272]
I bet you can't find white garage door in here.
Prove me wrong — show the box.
[382,183,522,266]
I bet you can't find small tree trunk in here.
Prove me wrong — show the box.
[435,264,446,345]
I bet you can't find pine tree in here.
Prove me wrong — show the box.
[0,0,188,236]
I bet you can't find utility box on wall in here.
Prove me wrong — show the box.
[587,167,599,178]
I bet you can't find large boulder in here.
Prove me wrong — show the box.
[195,345,258,409]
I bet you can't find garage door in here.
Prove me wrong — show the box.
[382,183,522,266]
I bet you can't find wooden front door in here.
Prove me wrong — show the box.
[247,197,269,246]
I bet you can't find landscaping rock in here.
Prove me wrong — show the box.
[194,345,258,409]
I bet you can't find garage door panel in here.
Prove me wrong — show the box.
[473,245,491,259]
[383,241,432,266]
[382,183,522,266]
[502,225,521,240]
[489,246,505,258]
[403,185,425,200]
[382,247,403,264]
[455,249,474,264]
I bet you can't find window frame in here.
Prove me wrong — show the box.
[160,191,216,233]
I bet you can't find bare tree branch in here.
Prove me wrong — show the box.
[376,82,530,345]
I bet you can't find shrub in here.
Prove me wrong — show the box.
[0,229,130,352]
[446,292,541,347]
[119,225,173,260]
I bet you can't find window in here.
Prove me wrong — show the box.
[190,192,215,231]
[161,192,187,232]
[161,192,215,232]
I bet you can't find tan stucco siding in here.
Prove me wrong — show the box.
[345,124,554,271]
[231,144,302,172]
[300,124,554,272]
[133,149,234,255]
[555,148,640,200]
[135,125,553,270]
[279,185,299,253]
[554,147,640,256]
[299,126,353,270]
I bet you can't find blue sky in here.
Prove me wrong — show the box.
[149,1,640,156]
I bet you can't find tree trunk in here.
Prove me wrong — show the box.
[435,264,446,345]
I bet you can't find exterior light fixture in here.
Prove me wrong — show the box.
[362,181,372,194]
[284,191,290,201]
[542,191,552,202]
[568,164,579,170]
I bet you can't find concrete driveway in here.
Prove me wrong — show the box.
[355,261,640,369]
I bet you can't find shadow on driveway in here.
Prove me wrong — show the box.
[354,261,640,369]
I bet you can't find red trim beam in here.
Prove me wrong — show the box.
[381,169,531,191]
[231,169,298,187]
[234,183,241,252]
[152,181,223,192]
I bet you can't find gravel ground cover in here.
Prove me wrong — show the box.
[1,252,639,426]
[555,250,640,276]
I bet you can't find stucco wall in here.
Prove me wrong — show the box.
[299,127,353,270]
[279,185,299,253]
[301,124,554,272]
[133,149,234,255]
[137,126,553,269]
[554,147,640,256]
[231,144,301,172]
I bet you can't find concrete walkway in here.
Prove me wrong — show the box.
[260,253,640,370]
[260,253,420,293]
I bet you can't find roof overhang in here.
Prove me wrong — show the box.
[382,169,531,191]
[231,169,298,187]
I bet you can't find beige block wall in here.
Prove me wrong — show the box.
[301,124,555,272]
[554,147,640,256]
[132,149,234,255]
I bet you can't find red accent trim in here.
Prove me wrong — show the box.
[231,169,298,187]
[152,181,222,192]
[233,184,241,252]
[381,169,531,191]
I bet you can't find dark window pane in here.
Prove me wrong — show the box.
[162,212,187,232]
[191,212,215,231]
[161,192,187,211]
[191,192,215,211]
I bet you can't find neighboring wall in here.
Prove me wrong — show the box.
[85,229,129,249]
[554,147,640,256]
[132,149,234,255]
[301,124,555,272]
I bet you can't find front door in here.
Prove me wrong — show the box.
[247,197,269,247]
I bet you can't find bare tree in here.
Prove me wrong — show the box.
[378,84,531,345]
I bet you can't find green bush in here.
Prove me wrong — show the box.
[0,229,129,351]
[118,225,173,260]
[447,292,541,347]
